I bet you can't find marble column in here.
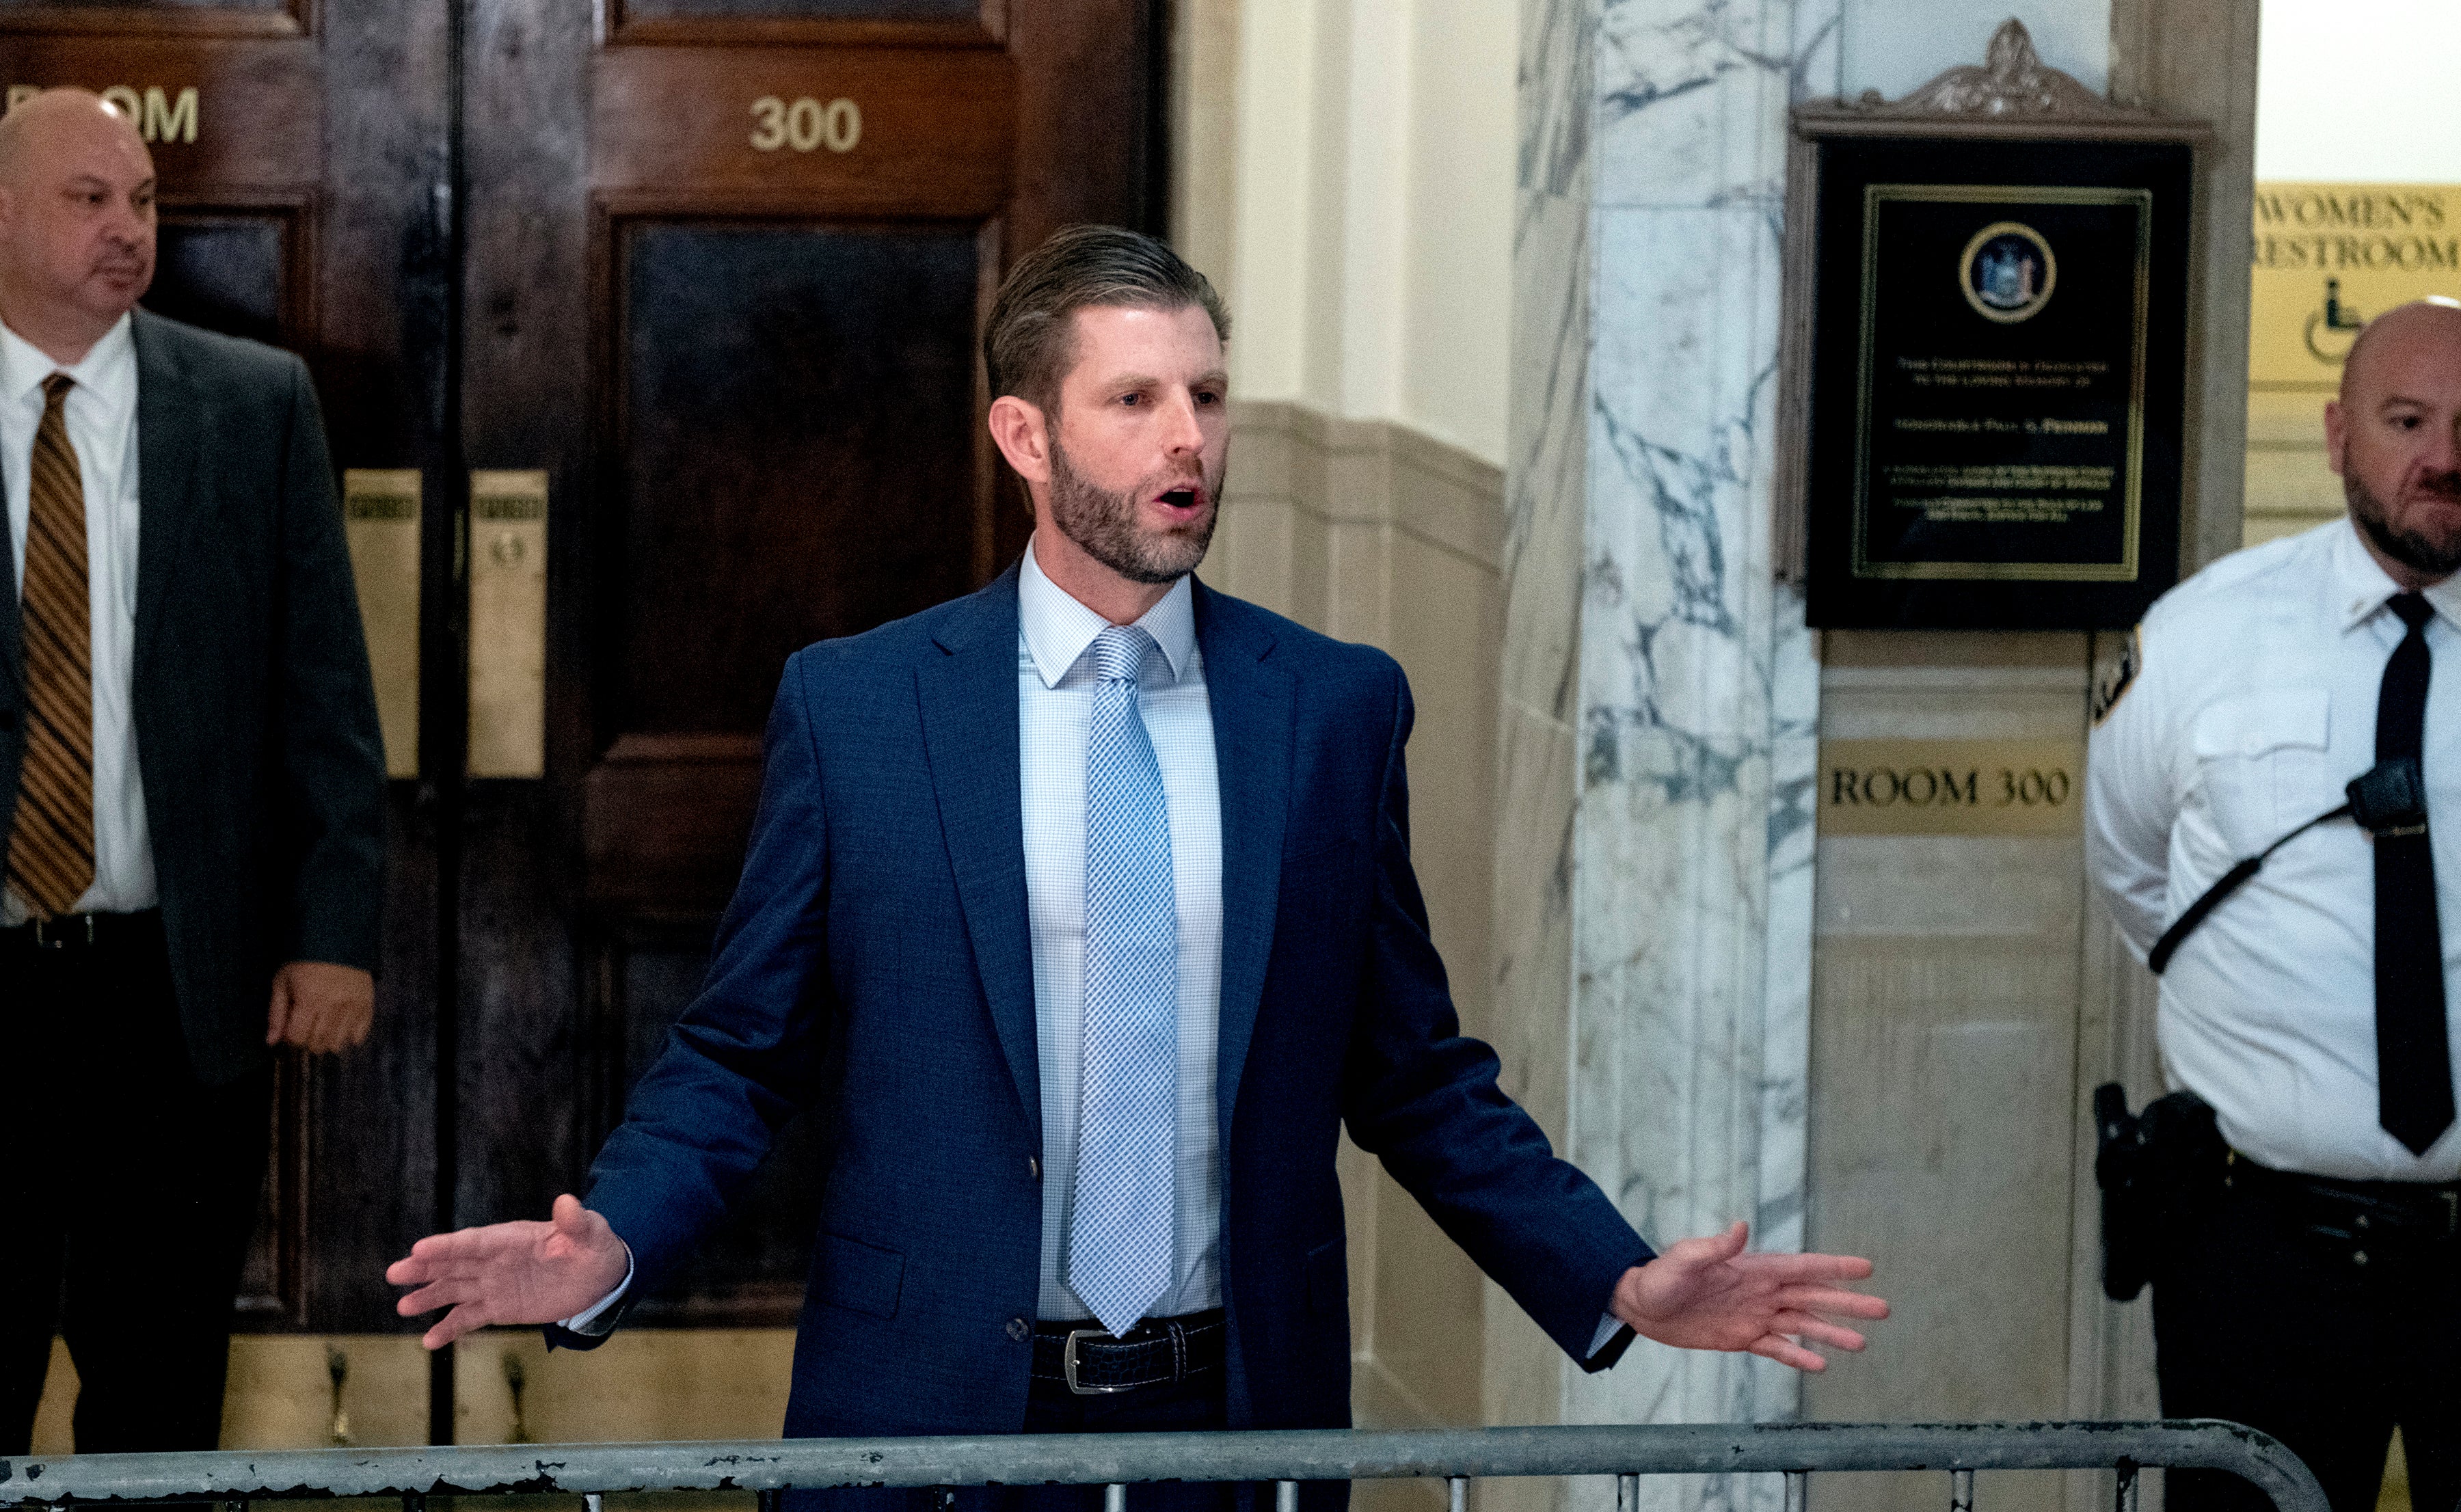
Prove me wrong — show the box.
[1497,3,1836,1507]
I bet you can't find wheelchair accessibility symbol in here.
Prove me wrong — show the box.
[2303,278,2365,365]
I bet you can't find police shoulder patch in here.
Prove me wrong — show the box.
[2091,625,2141,727]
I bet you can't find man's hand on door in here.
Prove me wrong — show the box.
[388,1193,633,1349]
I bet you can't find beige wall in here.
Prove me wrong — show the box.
[1176,0,1518,465]
[1205,400,1506,1459]
[2255,0,2461,183]
[1175,0,1520,1453]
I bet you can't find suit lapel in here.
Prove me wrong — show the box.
[916,565,1041,1140]
[131,310,205,672]
[1197,580,1293,1139]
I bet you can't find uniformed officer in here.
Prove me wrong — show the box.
[2086,298,2461,1512]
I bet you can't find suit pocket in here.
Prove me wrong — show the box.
[1304,1237,1347,1319]
[814,1230,906,1319]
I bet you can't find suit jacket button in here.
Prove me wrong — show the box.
[1006,1317,1031,1342]
[1028,1157,1042,1180]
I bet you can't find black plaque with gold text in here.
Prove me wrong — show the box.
[1804,138,2192,627]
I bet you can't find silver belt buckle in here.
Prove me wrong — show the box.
[29,915,91,949]
[1063,1327,1134,1396]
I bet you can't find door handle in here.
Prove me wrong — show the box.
[467,470,549,779]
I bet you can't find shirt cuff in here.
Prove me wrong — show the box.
[559,1244,635,1337]
[1585,1311,1624,1358]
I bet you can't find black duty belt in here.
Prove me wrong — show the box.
[2227,1149,2461,1247]
[1031,1309,1225,1395]
[0,908,162,953]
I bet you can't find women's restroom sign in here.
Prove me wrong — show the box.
[2245,185,2461,543]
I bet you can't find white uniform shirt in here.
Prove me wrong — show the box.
[2086,516,2461,1180]
[1016,539,1224,1323]
[1,313,154,924]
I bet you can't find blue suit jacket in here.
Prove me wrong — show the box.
[574,564,1650,1436]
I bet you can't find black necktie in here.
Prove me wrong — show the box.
[2376,591,2453,1156]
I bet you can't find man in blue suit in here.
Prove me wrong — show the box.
[390,227,1884,1497]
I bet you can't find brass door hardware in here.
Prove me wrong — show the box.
[467,470,548,779]
[341,470,422,779]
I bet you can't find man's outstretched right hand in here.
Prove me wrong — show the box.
[387,1193,631,1349]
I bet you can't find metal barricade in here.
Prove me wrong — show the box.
[0,1421,2326,1512]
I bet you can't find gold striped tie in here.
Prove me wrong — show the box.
[8,373,94,918]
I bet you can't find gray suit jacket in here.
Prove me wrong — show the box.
[0,308,386,1084]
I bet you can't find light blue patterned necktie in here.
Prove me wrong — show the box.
[1067,623,1180,1337]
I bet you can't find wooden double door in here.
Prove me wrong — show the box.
[0,0,1159,1435]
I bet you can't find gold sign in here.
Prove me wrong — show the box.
[2250,183,2461,379]
[342,470,420,781]
[6,83,197,144]
[2247,183,2461,543]
[748,96,861,154]
[467,470,548,780]
[1816,740,2083,837]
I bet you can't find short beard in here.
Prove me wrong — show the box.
[2346,469,2461,580]
[1047,437,1220,586]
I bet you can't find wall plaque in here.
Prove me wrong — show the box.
[1782,22,2205,630]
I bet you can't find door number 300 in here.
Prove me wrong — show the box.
[750,96,862,154]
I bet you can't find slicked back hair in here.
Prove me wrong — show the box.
[984,224,1229,416]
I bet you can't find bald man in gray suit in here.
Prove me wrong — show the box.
[0,89,383,1455]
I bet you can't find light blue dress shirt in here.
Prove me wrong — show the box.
[1017,540,1224,1322]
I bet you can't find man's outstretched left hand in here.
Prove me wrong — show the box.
[1611,1221,1887,1372]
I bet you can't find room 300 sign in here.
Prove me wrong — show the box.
[1816,739,2083,837]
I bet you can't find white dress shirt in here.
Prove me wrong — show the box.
[1016,537,1224,1323]
[1,313,154,925]
[2087,516,2461,1180]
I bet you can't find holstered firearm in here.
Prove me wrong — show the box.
[2091,1083,2224,1301]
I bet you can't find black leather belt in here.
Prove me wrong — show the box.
[1031,1309,1225,1395]
[0,908,161,953]
[2228,1149,2461,1246]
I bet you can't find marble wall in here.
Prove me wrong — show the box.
[1507,4,2269,1511]
[1497,7,2252,1512]
[1496,5,1839,1511]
